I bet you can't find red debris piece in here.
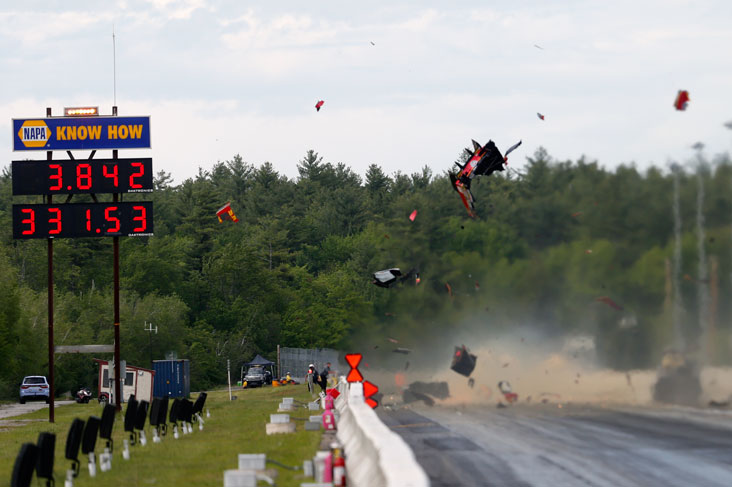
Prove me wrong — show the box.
[315,100,325,111]
[674,90,690,111]
[596,296,623,311]
[216,202,238,223]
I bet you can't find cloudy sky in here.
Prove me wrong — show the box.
[2,0,731,182]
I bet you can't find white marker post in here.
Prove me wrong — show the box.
[227,359,232,401]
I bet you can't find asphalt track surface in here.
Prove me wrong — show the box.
[380,403,732,487]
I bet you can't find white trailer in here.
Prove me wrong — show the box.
[94,358,155,403]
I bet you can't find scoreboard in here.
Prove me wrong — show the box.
[10,114,153,240]
[13,202,153,239]
[12,158,153,195]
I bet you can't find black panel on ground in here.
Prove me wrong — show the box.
[124,395,138,432]
[157,396,169,426]
[134,400,149,430]
[35,432,55,479]
[99,403,116,440]
[81,416,100,454]
[181,399,194,423]
[192,392,207,416]
[65,419,84,461]
[169,398,180,424]
[11,443,38,487]
[149,398,162,426]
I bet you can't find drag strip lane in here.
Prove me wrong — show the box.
[380,404,732,487]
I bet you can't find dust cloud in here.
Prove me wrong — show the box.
[364,332,732,408]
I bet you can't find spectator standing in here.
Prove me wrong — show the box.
[307,364,318,394]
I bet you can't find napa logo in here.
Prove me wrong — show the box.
[17,120,52,148]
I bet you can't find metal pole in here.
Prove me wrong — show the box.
[277,344,280,380]
[227,359,232,401]
[46,107,55,423]
[112,105,121,411]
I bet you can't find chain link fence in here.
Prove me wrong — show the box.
[278,347,341,381]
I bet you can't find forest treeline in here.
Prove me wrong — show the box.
[1,148,731,397]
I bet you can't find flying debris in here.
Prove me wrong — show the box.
[387,337,399,344]
[674,90,690,111]
[450,139,522,217]
[402,389,435,407]
[596,296,623,311]
[403,381,449,406]
[409,209,418,221]
[450,345,477,377]
[315,100,325,112]
[724,121,732,130]
[216,202,238,223]
[408,381,450,399]
[468,378,475,388]
[393,348,412,355]
[474,281,480,291]
[537,112,545,120]
[534,44,544,50]
[415,273,421,285]
[370,41,375,46]
[373,268,401,287]
[445,282,453,297]
[498,381,518,403]
[691,142,704,151]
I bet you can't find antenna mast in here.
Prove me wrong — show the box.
[113,25,117,106]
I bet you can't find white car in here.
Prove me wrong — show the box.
[19,376,50,404]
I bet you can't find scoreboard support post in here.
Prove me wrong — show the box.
[112,104,121,412]
[46,106,55,423]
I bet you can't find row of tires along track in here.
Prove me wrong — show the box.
[10,392,208,487]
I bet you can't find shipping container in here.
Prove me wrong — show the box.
[153,359,190,398]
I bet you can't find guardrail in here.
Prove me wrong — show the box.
[335,378,430,487]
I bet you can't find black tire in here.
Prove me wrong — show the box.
[83,397,90,404]
[45,396,50,404]
[20,398,25,404]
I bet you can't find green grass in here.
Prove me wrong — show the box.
[1,385,322,486]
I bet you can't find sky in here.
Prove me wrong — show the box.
[2,0,732,183]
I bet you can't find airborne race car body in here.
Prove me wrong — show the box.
[450,139,521,217]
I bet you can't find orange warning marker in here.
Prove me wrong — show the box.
[345,353,364,383]
[364,380,379,409]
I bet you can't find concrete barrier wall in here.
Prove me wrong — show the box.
[335,377,430,487]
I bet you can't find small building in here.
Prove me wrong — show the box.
[94,359,155,403]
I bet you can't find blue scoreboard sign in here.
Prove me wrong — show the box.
[12,116,151,151]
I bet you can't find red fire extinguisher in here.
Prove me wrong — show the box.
[333,449,346,486]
